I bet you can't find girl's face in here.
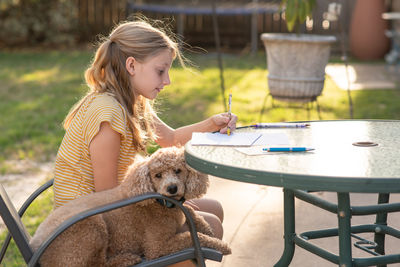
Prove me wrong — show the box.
[128,49,173,100]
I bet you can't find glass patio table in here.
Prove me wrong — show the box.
[184,120,400,267]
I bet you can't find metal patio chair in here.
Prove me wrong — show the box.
[0,179,223,267]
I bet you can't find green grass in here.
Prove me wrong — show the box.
[1,50,400,264]
[1,50,400,168]
[0,51,91,167]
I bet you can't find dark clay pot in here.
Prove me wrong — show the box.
[349,0,390,60]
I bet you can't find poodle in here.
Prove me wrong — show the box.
[30,146,231,267]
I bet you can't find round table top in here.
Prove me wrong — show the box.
[185,120,400,193]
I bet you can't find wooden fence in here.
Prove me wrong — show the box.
[76,0,357,52]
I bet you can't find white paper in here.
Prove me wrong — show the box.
[235,133,290,155]
[252,133,290,146]
[191,132,262,146]
[235,146,270,155]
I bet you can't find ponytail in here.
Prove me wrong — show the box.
[64,19,181,153]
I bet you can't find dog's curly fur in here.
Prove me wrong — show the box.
[30,147,231,267]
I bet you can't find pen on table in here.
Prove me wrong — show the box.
[252,123,310,128]
[263,147,315,152]
[227,90,232,135]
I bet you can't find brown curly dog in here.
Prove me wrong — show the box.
[30,146,231,267]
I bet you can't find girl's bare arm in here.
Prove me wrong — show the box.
[89,122,121,191]
[153,113,237,147]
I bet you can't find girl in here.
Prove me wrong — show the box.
[53,19,237,266]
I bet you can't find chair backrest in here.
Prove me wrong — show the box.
[0,184,33,263]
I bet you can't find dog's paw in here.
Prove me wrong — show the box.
[198,234,232,255]
[218,241,232,255]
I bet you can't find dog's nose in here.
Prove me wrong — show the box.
[167,185,178,195]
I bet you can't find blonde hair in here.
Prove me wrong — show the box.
[64,19,182,153]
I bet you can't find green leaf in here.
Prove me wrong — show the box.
[304,0,311,17]
[285,0,297,32]
[298,1,307,26]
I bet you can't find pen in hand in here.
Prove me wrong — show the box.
[227,90,232,136]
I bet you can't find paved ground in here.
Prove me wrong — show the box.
[205,176,400,267]
[325,63,399,90]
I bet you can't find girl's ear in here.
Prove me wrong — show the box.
[126,56,136,76]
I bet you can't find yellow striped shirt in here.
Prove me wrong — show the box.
[53,93,136,208]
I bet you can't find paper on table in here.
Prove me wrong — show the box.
[235,146,270,155]
[252,133,290,146]
[235,133,291,155]
[191,132,262,146]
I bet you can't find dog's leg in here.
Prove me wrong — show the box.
[38,215,108,267]
[184,205,215,237]
[195,232,232,255]
[106,253,142,267]
[143,230,231,260]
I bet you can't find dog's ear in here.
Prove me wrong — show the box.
[121,159,155,200]
[184,164,209,199]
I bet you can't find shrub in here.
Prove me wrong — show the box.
[0,0,78,47]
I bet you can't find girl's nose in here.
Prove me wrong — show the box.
[163,74,171,86]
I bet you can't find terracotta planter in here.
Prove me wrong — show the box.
[350,0,390,60]
[261,33,336,103]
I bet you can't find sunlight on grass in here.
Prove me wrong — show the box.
[19,67,60,84]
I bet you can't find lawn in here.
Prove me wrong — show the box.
[2,50,400,170]
[1,50,400,265]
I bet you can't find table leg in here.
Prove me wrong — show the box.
[274,188,295,267]
[375,193,390,267]
[337,192,352,267]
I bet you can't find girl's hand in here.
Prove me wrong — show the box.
[211,112,238,134]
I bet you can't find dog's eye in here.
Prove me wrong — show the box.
[155,173,162,179]
[175,169,182,174]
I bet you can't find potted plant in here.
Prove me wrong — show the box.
[260,0,336,103]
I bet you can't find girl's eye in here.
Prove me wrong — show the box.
[158,70,164,75]
[175,169,181,174]
[155,173,162,178]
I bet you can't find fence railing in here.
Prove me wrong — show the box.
[76,0,356,52]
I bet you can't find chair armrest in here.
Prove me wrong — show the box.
[28,193,208,267]
[0,179,54,263]
[17,179,54,218]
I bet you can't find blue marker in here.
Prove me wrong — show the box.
[263,147,314,152]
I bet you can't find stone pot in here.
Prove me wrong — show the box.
[261,33,336,102]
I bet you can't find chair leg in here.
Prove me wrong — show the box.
[259,93,271,122]
[316,99,322,120]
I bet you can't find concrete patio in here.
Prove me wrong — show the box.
[325,63,399,91]
[205,176,400,267]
